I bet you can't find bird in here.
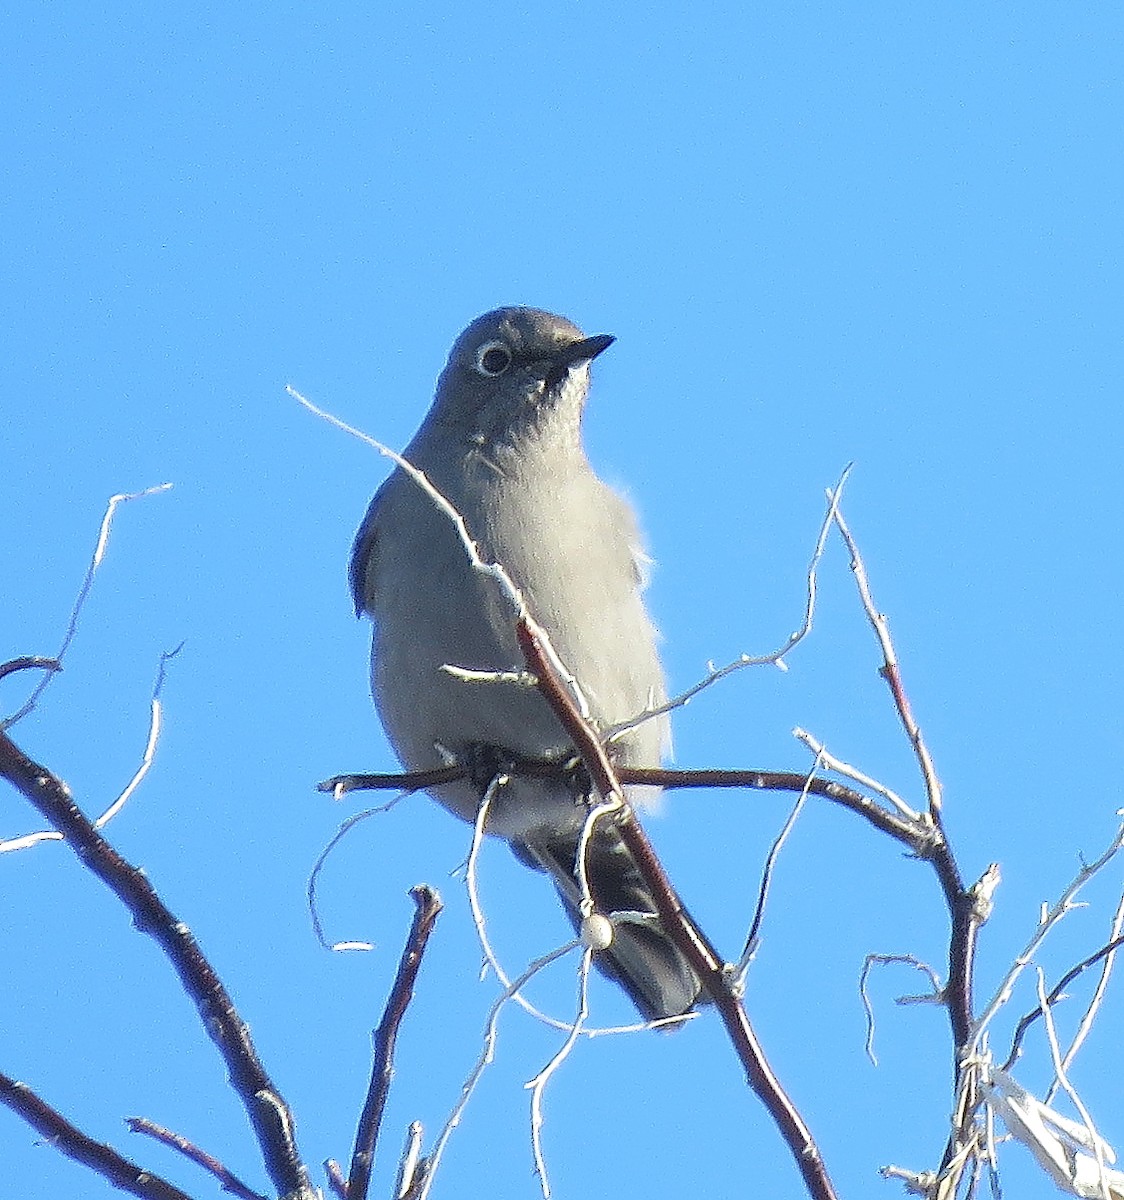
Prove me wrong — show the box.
[350,306,706,1021]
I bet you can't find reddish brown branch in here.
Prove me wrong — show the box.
[515,616,840,1200]
[0,1073,194,1200]
[0,728,316,1200]
[347,885,443,1200]
[126,1117,267,1200]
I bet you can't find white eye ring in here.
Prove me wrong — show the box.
[474,339,513,377]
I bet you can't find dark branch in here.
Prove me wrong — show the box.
[0,728,316,1200]
[0,1072,195,1200]
[0,656,61,686]
[321,763,926,850]
[319,764,466,795]
[347,885,443,1200]
[125,1118,267,1200]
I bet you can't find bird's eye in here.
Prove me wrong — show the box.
[474,340,513,377]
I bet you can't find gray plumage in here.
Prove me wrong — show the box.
[350,306,705,1021]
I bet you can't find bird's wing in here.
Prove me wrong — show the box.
[349,492,382,618]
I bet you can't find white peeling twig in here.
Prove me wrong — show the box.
[793,727,921,822]
[526,946,594,1199]
[1047,889,1124,1106]
[3,483,174,730]
[1,645,180,853]
[607,464,853,739]
[307,793,413,951]
[442,666,538,687]
[415,942,579,1200]
[95,644,181,828]
[1036,968,1114,1199]
[983,1064,1124,1200]
[462,765,665,1037]
[831,503,942,817]
[394,1120,424,1200]
[979,823,1124,1059]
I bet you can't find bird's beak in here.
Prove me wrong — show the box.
[544,333,615,392]
[556,333,615,368]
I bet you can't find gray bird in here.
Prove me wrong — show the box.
[350,306,706,1021]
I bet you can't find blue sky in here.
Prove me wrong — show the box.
[3,3,1123,1198]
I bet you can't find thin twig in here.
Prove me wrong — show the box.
[831,503,942,819]
[319,765,467,796]
[125,1117,267,1200]
[792,728,921,822]
[0,656,60,684]
[526,946,594,1199]
[0,1073,195,1200]
[3,484,173,730]
[413,944,579,1200]
[738,752,821,975]
[2,648,181,854]
[325,1157,348,1199]
[859,955,944,1066]
[347,886,443,1200]
[608,465,853,739]
[393,1122,425,1200]
[330,759,929,853]
[1047,889,1124,1105]
[307,794,414,951]
[975,825,1124,1059]
[1034,969,1113,1200]
[829,501,978,1091]
[1004,931,1124,1073]
[289,385,592,723]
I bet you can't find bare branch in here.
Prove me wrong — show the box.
[831,502,942,818]
[2,647,180,853]
[393,1122,425,1200]
[975,824,1124,1060]
[1048,889,1124,1105]
[0,656,60,684]
[738,751,820,975]
[307,794,414,952]
[1004,931,1124,1074]
[319,765,466,797]
[792,727,921,822]
[1034,968,1114,1198]
[346,885,442,1200]
[608,465,853,740]
[0,1073,195,1200]
[325,1157,349,1199]
[526,945,595,1200]
[413,944,579,1200]
[859,954,944,1066]
[0,730,316,1200]
[125,1117,267,1200]
[3,484,173,730]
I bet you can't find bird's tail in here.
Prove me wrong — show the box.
[514,824,712,1023]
